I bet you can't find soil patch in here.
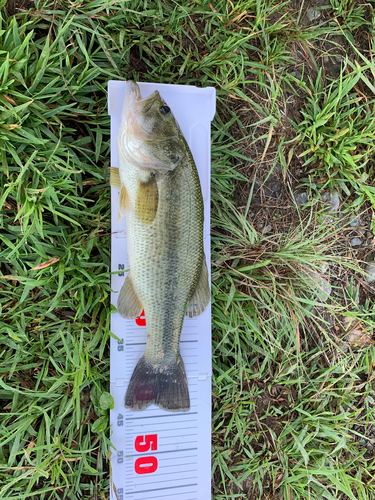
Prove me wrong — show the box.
[6,0,34,15]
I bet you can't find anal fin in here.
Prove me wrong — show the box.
[117,273,143,319]
[186,257,210,318]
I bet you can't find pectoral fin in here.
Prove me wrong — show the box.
[110,167,121,190]
[110,168,129,223]
[117,274,143,319]
[135,174,158,225]
[118,185,131,223]
[186,257,210,318]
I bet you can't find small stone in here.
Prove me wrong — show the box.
[365,262,375,284]
[326,315,334,326]
[306,7,321,21]
[335,56,344,64]
[271,181,281,193]
[249,212,255,218]
[359,439,367,446]
[263,224,272,235]
[322,190,340,212]
[319,262,329,273]
[294,192,308,207]
[315,279,331,302]
[349,217,360,227]
[340,342,349,353]
[367,231,373,238]
[258,223,264,229]
[305,269,331,302]
[350,238,362,247]
[347,328,368,344]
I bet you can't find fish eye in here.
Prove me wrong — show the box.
[160,105,171,115]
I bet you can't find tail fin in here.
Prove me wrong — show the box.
[125,355,190,412]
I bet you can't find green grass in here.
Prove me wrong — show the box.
[1,0,375,499]
[292,63,375,208]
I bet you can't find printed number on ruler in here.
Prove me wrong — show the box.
[118,263,125,277]
[134,435,158,474]
[135,310,146,327]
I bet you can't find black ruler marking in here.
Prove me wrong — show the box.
[126,483,198,495]
[123,447,198,458]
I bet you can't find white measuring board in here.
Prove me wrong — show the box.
[108,81,216,500]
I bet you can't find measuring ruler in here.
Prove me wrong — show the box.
[108,81,216,500]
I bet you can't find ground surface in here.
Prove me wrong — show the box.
[1,0,375,499]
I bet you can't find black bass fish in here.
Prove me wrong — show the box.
[110,81,210,412]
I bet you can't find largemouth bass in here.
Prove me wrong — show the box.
[111,81,210,412]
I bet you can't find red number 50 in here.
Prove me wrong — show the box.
[134,434,158,475]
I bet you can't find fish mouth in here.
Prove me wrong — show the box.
[125,81,159,111]
[120,81,160,133]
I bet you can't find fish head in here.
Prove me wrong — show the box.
[118,81,186,171]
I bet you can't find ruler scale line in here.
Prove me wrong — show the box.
[125,431,198,441]
[127,492,198,500]
[126,483,198,495]
[122,447,198,458]
[159,463,198,468]
[127,472,198,485]
[125,412,198,421]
